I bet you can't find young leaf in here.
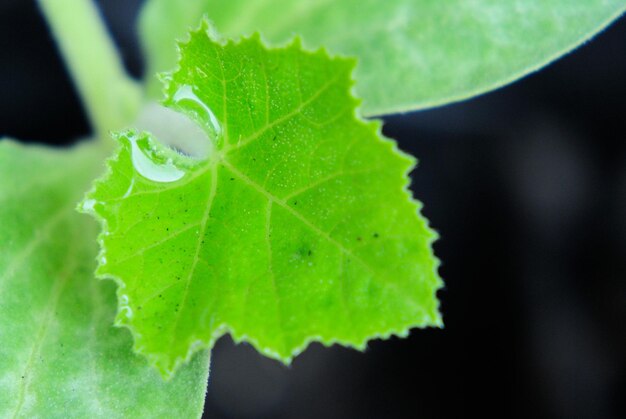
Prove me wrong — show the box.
[139,0,626,115]
[82,28,442,378]
[0,140,210,417]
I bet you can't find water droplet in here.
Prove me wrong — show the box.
[122,177,135,198]
[128,135,185,183]
[80,199,96,212]
[173,85,222,144]
[119,294,133,318]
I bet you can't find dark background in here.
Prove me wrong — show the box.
[1,1,625,418]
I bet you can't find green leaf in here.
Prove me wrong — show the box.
[0,140,210,418]
[82,28,442,378]
[139,0,626,115]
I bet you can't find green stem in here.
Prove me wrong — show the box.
[38,0,141,137]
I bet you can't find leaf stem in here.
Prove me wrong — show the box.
[37,0,141,137]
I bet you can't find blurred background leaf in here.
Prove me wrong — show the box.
[140,0,625,115]
[0,141,210,418]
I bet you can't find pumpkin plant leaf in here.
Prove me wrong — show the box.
[0,140,210,417]
[140,0,626,115]
[82,26,442,378]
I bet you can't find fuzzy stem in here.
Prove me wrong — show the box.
[38,0,141,137]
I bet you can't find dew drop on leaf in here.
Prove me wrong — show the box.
[79,198,96,212]
[173,85,222,144]
[128,134,185,182]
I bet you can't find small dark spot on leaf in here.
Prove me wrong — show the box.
[356,237,362,241]
[373,233,379,238]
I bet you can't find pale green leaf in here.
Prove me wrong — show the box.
[0,140,210,418]
[139,0,626,115]
[82,28,442,378]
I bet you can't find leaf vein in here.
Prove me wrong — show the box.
[166,164,218,357]
[224,73,342,154]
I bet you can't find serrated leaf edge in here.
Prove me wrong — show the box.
[80,24,443,379]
